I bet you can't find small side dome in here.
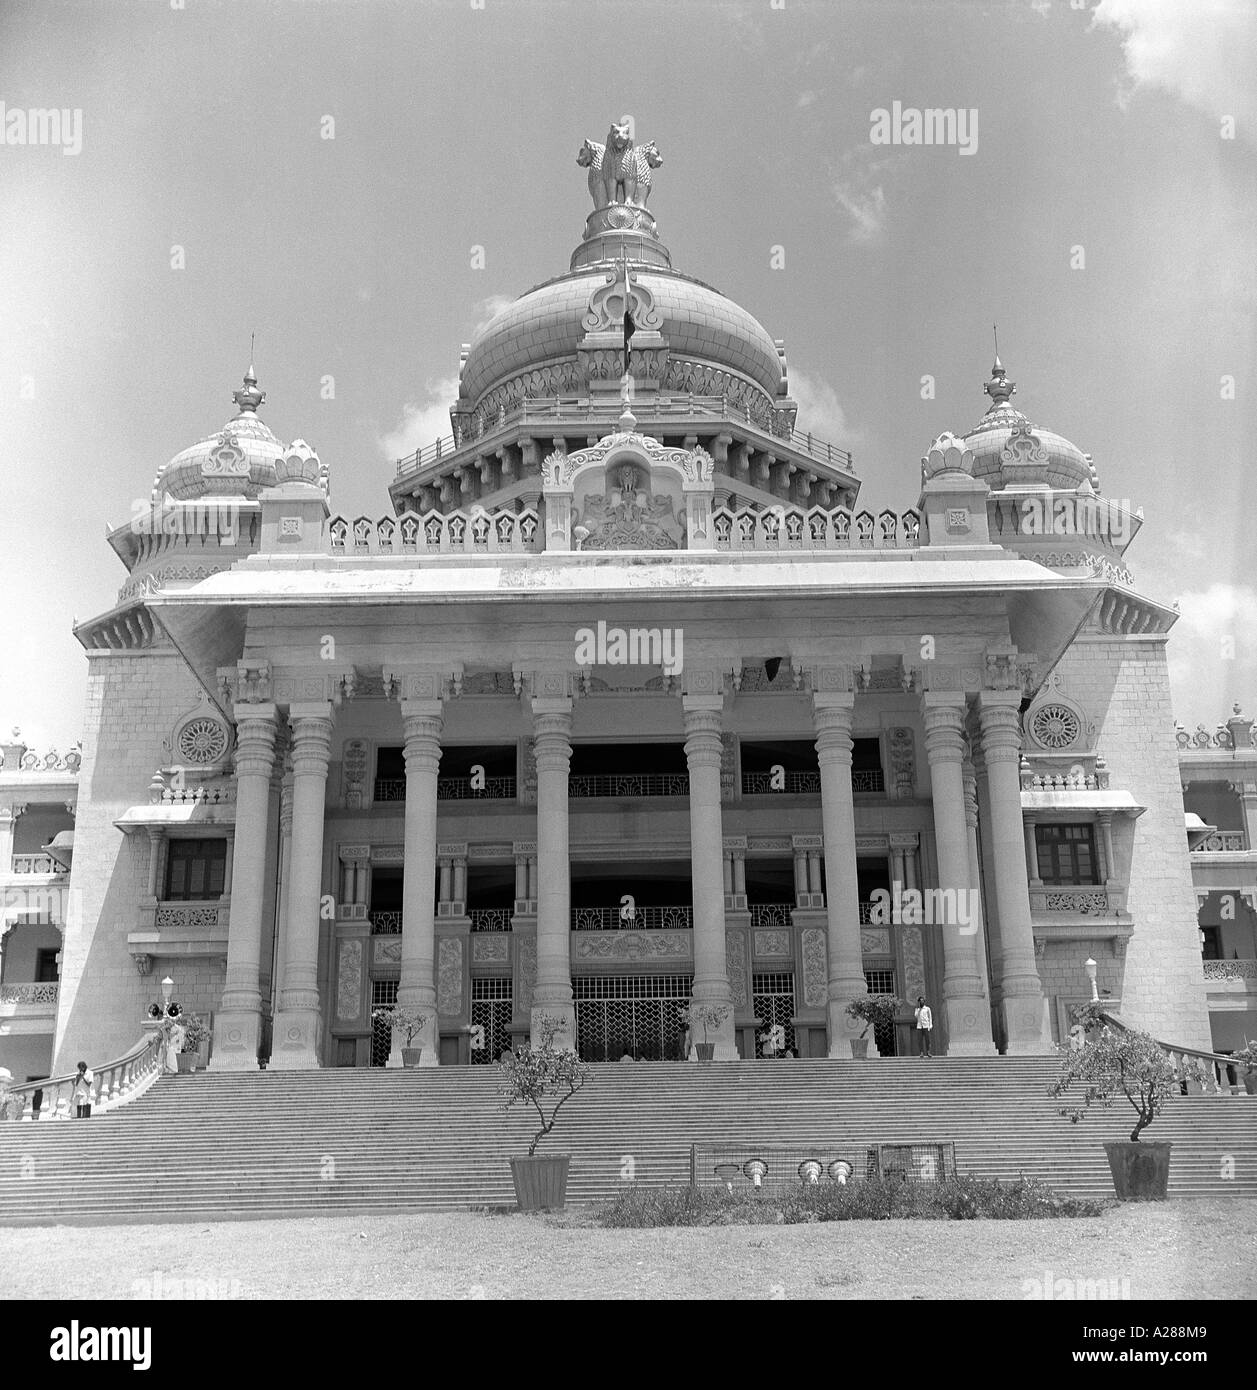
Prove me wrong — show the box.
[964,356,1094,491]
[152,365,285,502]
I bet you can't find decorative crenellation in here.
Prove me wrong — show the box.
[1176,705,1257,751]
[713,504,919,552]
[329,507,541,556]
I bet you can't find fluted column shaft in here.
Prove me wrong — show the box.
[963,758,991,1003]
[683,696,735,1058]
[398,700,443,1064]
[271,705,334,1069]
[212,705,277,1070]
[813,694,872,1057]
[531,697,575,1045]
[273,766,294,1015]
[978,691,1050,1052]
[922,696,995,1055]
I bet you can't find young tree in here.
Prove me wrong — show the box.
[1049,1005,1178,1142]
[498,1014,591,1156]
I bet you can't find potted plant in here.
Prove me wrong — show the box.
[678,1000,731,1061]
[498,1013,590,1211]
[1231,1040,1257,1096]
[1049,1003,1178,1200]
[175,1013,210,1072]
[372,1003,428,1067]
[845,994,905,1058]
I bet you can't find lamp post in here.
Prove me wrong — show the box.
[1084,958,1098,1004]
[161,975,174,1006]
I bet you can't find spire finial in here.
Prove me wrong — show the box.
[983,332,1016,412]
[992,323,1002,375]
[233,335,266,415]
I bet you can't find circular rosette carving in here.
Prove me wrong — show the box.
[176,717,229,764]
[1029,703,1081,750]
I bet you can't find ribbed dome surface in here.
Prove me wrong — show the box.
[155,413,284,501]
[457,268,784,409]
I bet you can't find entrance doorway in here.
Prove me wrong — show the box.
[574,975,692,1061]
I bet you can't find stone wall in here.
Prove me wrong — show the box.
[53,647,210,1072]
[1049,632,1212,1049]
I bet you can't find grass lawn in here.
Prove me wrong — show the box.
[2,1199,1254,1299]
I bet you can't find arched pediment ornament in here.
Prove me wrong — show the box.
[543,433,712,492]
[582,261,664,335]
[1001,421,1050,468]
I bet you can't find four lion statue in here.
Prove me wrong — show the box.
[578,118,663,210]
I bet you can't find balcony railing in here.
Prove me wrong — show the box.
[568,773,689,798]
[468,908,513,933]
[10,854,60,874]
[0,982,59,1006]
[371,911,402,935]
[372,777,518,802]
[1203,959,1257,981]
[1191,831,1248,853]
[572,906,693,931]
[740,769,883,795]
[1029,886,1112,915]
[749,904,793,928]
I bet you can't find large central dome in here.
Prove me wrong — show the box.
[449,121,793,442]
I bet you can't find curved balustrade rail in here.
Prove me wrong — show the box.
[1095,1010,1250,1096]
[1,1031,164,1123]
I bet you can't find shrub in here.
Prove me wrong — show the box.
[1049,1004,1178,1142]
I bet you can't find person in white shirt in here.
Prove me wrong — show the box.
[913,996,934,1057]
[72,1061,94,1118]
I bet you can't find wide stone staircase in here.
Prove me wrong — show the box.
[1,1058,1254,1225]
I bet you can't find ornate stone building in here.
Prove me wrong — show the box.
[1,123,1227,1081]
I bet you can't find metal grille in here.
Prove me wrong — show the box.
[468,908,513,933]
[752,972,796,1057]
[864,969,895,995]
[568,773,689,797]
[371,910,402,934]
[438,777,516,800]
[749,903,792,928]
[370,980,398,1067]
[470,978,513,1064]
[741,770,820,794]
[572,905,692,931]
[573,974,692,1061]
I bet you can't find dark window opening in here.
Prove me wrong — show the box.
[164,838,227,901]
[1036,823,1098,886]
[35,949,60,983]
[1200,925,1221,961]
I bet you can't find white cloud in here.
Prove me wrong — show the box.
[787,367,862,450]
[1165,582,1257,720]
[378,374,461,460]
[472,293,515,337]
[832,177,887,243]
[796,90,818,109]
[1091,0,1257,142]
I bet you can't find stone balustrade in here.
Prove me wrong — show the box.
[9,853,61,874]
[1176,719,1257,751]
[1029,886,1115,915]
[1020,755,1109,792]
[712,504,919,553]
[329,508,541,556]
[3,1031,164,1122]
[1096,1009,1248,1096]
[1190,831,1248,853]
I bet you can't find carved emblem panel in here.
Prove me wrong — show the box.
[801,927,827,1008]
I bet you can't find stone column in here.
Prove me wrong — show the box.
[807,852,823,897]
[395,700,443,1066]
[1024,815,1041,885]
[921,695,995,1055]
[271,704,334,1069]
[1096,812,1116,885]
[531,698,575,1045]
[0,804,20,874]
[146,828,163,899]
[963,759,991,1002]
[978,690,1051,1053]
[683,695,736,1058]
[213,704,277,1069]
[793,845,809,905]
[813,693,873,1056]
[272,766,294,1015]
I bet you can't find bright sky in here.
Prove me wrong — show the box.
[1,0,1253,750]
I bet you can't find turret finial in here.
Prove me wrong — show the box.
[232,338,266,415]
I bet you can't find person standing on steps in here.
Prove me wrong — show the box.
[913,996,934,1057]
[72,1061,94,1118]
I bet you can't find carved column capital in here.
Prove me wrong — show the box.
[400,699,444,777]
[812,692,855,765]
[977,690,1024,764]
[288,705,335,775]
[530,697,573,772]
[682,695,724,768]
[922,694,967,765]
[232,704,278,780]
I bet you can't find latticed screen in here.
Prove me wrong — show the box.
[574,975,692,1062]
[370,979,398,1067]
[752,972,796,1057]
[470,978,513,1064]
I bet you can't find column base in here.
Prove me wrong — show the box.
[1000,992,1054,1054]
[942,998,998,1056]
[210,1008,262,1071]
[268,1008,323,1069]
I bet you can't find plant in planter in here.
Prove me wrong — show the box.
[497,1013,590,1211]
[371,1003,429,1066]
[174,1013,210,1072]
[678,1000,731,1061]
[1230,1040,1257,1095]
[149,1002,194,1072]
[845,994,905,1058]
[1048,1002,1178,1200]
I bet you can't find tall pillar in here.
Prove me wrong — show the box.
[921,695,995,1055]
[963,759,991,1002]
[213,704,277,1070]
[978,690,1051,1052]
[813,693,873,1056]
[271,704,334,1069]
[272,764,294,1016]
[793,845,809,905]
[146,828,162,899]
[531,697,575,1045]
[0,804,20,873]
[394,700,443,1066]
[1096,811,1116,885]
[682,694,736,1058]
[1024,814,1041,885]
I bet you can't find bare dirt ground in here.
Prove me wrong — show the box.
[2,1198,1252,1300]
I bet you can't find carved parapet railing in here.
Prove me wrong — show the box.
[0,982,59,1007]
[1176,719,1257,751]
[153,902,226,930]
[1029,887,1118,915]
[329,507,541,556]
[468,908,513,933]
[16,748,82,772]
[2,1031,163,1122]
[572,905,693,931]
[1203,959,1257,982]
[712,504,919,553]
[9,854,61,874]
[1095,1011,1248,1096]
[1020,754,1110,792]
[1191,831,1249,853]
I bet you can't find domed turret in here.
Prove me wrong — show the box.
[964,356,1099,492]
[151,364,285,502]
